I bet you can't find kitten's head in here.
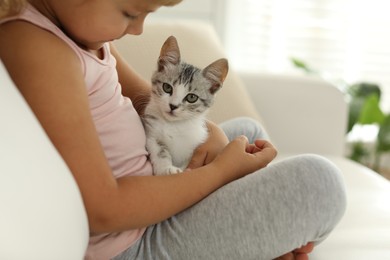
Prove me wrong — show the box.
[150,36,228,122]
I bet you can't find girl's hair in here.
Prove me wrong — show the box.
[0,0,27,19]
[0,0,182,18]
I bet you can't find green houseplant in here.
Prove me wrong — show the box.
[291,58,390,173]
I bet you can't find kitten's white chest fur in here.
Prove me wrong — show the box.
[144,111,208,174]
[158,118,207,169]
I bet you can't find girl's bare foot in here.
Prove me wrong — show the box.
[274,242,314,260]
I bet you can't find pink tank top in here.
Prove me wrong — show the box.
[1,4,152,259]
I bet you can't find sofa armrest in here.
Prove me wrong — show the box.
[240,72,348,156]
[0,61,89,259]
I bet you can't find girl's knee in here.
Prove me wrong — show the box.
[242,117,269,141]
[298,154,347,224]
[220,117,269,142]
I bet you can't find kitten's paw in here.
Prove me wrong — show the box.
[166,166,183,175]
[153,165,183,175]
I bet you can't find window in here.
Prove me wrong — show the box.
[224,0,390,112]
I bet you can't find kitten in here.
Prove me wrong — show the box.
[142,36,229,175]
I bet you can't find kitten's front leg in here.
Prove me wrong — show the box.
[146,137,182,175]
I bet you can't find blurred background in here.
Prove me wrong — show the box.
[149,0,390,177]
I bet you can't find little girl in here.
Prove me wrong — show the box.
[0,0,346,259]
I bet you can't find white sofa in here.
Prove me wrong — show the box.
[1,21,390,259]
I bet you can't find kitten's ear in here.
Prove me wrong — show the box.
[203,58,229,94]
[158,36,181,72]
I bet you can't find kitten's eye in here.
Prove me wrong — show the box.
[185,94,199,103]
[162,83,173,95]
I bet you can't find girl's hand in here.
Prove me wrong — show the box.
[186,120,229,170]
[212,136,277,182]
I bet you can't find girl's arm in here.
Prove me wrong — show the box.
[0,22,276,234]
[186,120,230,169]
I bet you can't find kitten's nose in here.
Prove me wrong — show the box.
[169,104,179,111]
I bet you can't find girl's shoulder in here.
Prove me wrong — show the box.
[0,20,81,79]
[0,3,83,72]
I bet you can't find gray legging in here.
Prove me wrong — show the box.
[114,117,347,260]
